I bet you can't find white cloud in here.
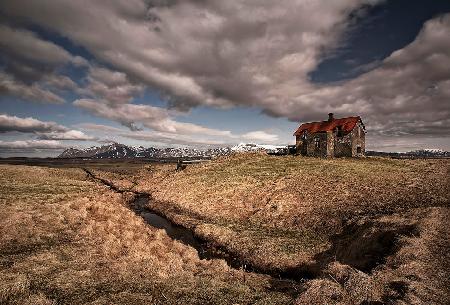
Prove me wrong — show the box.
[0,113,95,141]
[37,130,96,141]
[75,123,124,133]
[0,139,65,149]
[0,0,379,110]
[73,98,232,136]
[241,131,279,143]
[1,1,449,150]
[0,113,67,133]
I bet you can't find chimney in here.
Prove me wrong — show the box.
[328,113,334,121]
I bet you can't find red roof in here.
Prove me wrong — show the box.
[293,116,362,136]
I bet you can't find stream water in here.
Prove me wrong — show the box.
[83,168,306,295]
[132,196,202,250]
[130,195,246,268]
[129,194,305,295]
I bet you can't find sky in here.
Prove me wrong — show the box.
[1,0,450,157]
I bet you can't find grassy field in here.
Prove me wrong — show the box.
[90,153,450,303]
[1,154,449,304]
[0,165,293,305]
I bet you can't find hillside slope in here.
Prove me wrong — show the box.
[90,154,450,303]
[0,165,292,304]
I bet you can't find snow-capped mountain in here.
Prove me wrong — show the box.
[57,143,290,159]
[231,143,288,154]
[58,143,140,158]
[366,149,450,158]
[58,143,233,159]
[407,149,449,157]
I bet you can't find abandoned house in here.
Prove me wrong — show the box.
[293,113,365,157]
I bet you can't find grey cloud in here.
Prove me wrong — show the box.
[0,72,66,104]
[0,139,66,149]
[37,130,96,141]
[0,113,67,133]
[0,23,85,103]
[82,66,145,105]
[76,123,124,133]
[120,130,227,146]
[43,74,79,92]
[0,24,72,66]
[0,113,95,141]
[119,129,280,147]
[267,15,450,139]
[77,122,280,146]
[366,134,450,152]
[0,24,83,84]
[1,1,448,149]
[0,0,377,109]
[73,98,232,136]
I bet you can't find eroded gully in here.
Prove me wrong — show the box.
[82,168,306,296]
[83,167,418,299]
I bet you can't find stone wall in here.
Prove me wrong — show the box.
[351,123,365,157]
[335,131,353,157]
[306,132,328,157]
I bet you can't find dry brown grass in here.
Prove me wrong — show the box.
[4,153,447,304]
[0,165,293,305]
[87,154,449,303]
[91,154,449,271]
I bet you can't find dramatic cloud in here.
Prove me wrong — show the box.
[0,0,448,151]
[0,139,65,149]
[0,23,86,104]
[81,66,144,105]
[78,122,279,146]
[37,130,95,141]
[74,98,232,136]
[0,24,75,67]
[0,113,67,133]
[270,14,450,139]
[0,0,380,109]
[0,72,66,104]
[76,123,124,133]
[0,113,94,141]
[120,130,227,146]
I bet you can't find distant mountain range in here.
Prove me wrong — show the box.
[58,143,232,159]
[57,142,292,159]
[366,149,450,159]
[58,143,449,159]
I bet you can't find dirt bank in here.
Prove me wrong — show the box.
[86,154,450,303]
[0,165,295,305]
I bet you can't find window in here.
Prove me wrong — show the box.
[314,137,320,149]
[301,131,307,140]
[336,126,343,137]
[357,146,362,154]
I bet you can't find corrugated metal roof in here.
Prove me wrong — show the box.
[293,116,362,136]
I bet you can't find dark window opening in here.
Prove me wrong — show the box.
[357,146,362,154]
[301,131,307,140]
[314,137,320,149]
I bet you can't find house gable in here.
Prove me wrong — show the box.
[293,116,363,136]
[293,114,365,157]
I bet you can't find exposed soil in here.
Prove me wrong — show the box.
[83,168,305,295]
[2,156,448,304]
[83,167,424,301]
[314,220,419,273]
